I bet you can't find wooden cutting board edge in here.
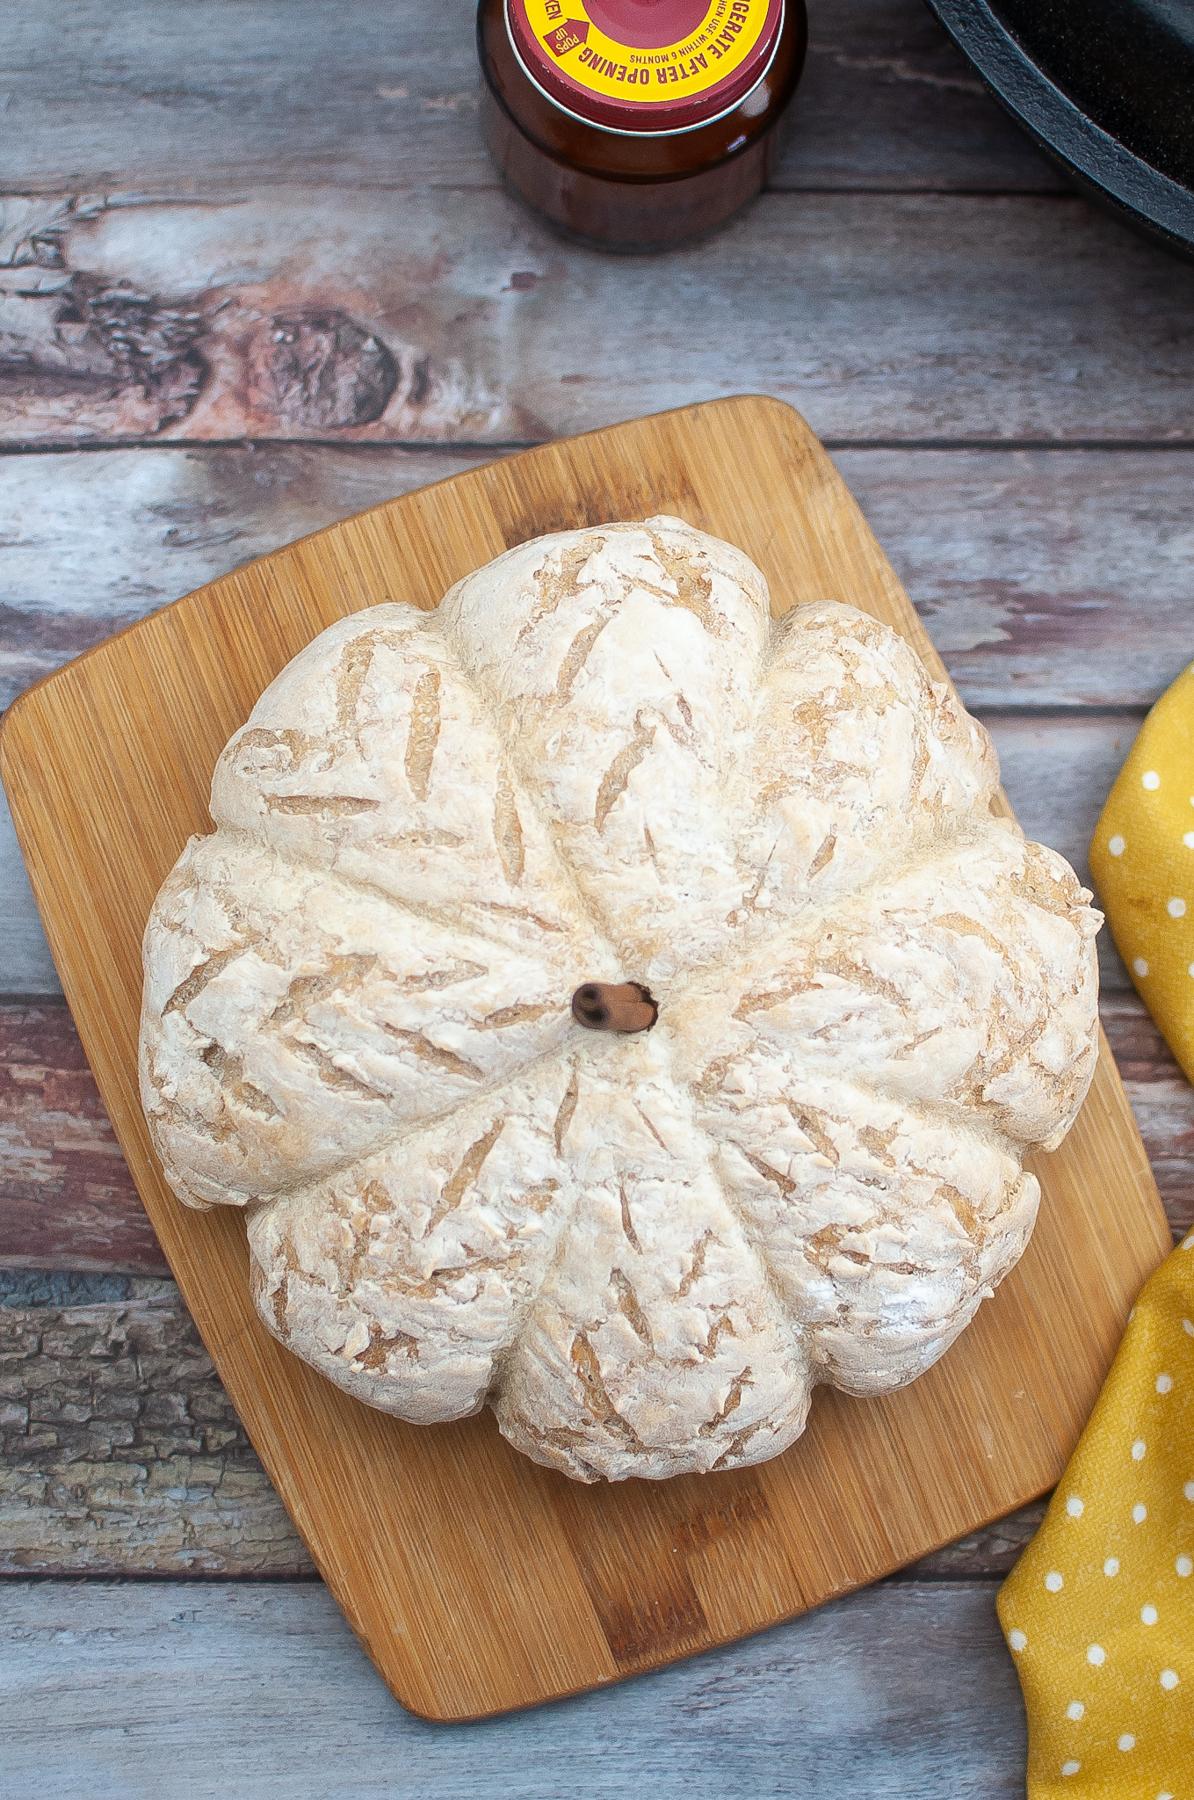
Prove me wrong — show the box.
[0,394,1173,1722]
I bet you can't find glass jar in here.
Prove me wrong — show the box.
[478,0,808,251]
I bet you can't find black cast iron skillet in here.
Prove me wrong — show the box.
[925,0,1194,256]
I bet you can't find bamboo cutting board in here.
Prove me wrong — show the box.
[0,396,1170,1721]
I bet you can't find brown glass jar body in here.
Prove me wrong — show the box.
[477,1,808,252]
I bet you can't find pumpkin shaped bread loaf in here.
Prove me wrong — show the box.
[140,518,1101,1482]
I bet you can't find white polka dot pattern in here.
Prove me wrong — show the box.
[1010,643,1194,1787]
[999,1235,1194,1792]
[1092,666,1194,1085]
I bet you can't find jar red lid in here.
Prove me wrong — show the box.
[506,0,785,135]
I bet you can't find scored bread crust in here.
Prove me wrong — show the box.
[140,517,1101,1482]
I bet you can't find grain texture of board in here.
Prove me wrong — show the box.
[0,396,1170,1719]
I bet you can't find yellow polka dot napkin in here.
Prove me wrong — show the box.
[998,1242,1194,1795]
[999,666,1194,1795]
[1091,661,1194,1082]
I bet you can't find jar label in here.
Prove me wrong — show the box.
[508,0,783,131]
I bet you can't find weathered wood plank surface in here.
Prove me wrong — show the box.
[1,190,1190,448]
[0,1294,303,1577]
[1,1578,1025,1797]
[1101,996,1194,1229]
[0,706,1149,993]
[3,445,1191,715]
[0,0,1056,196]
[0,1000,166,1274]
[4,992,1189,1284]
